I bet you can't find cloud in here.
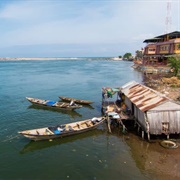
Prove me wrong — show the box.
[0,0,179,56]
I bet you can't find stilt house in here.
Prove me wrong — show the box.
[120,81,180,140]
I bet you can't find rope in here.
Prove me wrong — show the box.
[2,135,20,142]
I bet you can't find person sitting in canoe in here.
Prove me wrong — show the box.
[70,100,75,106]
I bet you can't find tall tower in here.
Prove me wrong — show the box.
[165,1,172,33]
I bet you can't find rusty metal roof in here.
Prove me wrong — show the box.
[149,101,180,112]
[121,81,171,112]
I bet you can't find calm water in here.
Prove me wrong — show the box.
[0,59,180,179]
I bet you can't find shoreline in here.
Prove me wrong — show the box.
[0,57,125,61]
[0,57,81,61]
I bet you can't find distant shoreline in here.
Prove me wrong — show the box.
[0,57,80,61]
[0,57,123,61]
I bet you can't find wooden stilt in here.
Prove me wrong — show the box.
[147,132,150,141]
[119,120,127,134]
[138,126,140,133]
[107,116,112,133]
[142,131,144,139]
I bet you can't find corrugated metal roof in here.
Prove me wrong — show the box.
[121,81,176,112]
[149,101,180,111]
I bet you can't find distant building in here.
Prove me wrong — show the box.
[142,31,180,66]
[111,57,122,61]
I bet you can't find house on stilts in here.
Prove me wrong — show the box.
[120,81,180,140]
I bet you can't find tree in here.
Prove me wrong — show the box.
[123,53,132,60]
[135,50,143,59]
[168,55,180,76]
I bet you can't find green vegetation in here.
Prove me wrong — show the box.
[123,52,132,60]
[135,50,143,59]
[168,55,180,77]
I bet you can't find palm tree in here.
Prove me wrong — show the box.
[168,55,180,76]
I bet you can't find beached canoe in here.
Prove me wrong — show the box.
[18,117,105,141]
[59,96,93,105]
[26,97,82,110]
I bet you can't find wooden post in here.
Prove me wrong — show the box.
[107,116,112,133]
[138,126,140,133]
[142,130,144,139]
[147,132,150,141]
[119,119,127,134]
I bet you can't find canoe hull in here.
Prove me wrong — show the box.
[19,117,105,141]
[26,97,82,110]
[59,96,93,105]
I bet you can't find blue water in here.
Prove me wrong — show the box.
[1,59,178,179]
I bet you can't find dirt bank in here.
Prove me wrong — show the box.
[144,76,180,102]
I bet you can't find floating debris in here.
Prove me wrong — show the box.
[160,140,178,149]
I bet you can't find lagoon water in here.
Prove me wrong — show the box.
[1,58,180,179]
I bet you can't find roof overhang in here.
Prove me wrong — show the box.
[155,31,180,39]
[121,81,170,112]
[143,31,180,43]
[143,38,162,43]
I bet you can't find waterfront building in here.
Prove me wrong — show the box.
[120,81,180,140]
[142,31,180,66]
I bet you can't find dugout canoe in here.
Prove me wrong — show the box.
[26,97,82,110]
[59,96,93,105]
[18,117,105,141]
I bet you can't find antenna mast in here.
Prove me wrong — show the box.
[165,1,172,33]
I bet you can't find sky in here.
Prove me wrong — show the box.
[0,0,179,57]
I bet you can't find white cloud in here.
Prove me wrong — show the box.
[0,0,179,56]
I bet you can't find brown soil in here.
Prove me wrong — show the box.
[144,76,180,102]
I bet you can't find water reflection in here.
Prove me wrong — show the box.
[81,104,95,110]
[100,123,180,179]
[28,104,82,118]
[121,131,180,179]
[20,129,106,154]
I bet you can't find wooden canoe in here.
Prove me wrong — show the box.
[59,96,93,105]
[26,97,82,110]
[18,117,105,141]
